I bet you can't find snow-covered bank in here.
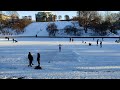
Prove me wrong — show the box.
[19,21,120,37]
[18,21,80,36]
[1,21,120,37]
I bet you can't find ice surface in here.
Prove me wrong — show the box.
[0,37,120,79]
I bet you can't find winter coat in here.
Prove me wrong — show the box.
[28,53,33,61]
[37,53,40,61]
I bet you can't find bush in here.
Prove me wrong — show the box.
[93,22,109,36]
[46,23,58,36]
[0,19,32,35]
[64,25,77,35]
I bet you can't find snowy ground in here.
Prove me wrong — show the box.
[0,37,120,79]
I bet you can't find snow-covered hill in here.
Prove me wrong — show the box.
[19,21,120,37]
[1,21,120,37]
[19,21,81,36]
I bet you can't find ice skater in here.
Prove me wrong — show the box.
[13,38,14,43]
[36,34,37,38]
[59,44,62,52]
[100,41,102,48]
[89,43,92,46]
[14,40,18,43]
[70,38,72,42]
[8,37,9,41]
[72,38,74,42]
[97,39,99,46]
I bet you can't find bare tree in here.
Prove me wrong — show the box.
[46,23,58,36]
[53,15,57,21]
[77,11,98,33]
[64,15,70,20]
[58,15,62,20]
[90,14,103,30]
[110,13,119,22]
[104,11,112,22]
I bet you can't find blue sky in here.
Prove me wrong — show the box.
[17,11,77,20]
[2,11,119,20]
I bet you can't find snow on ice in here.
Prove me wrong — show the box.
[0,37,120,79]
[0,21,120,79]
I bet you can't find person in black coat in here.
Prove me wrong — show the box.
[72,38,74,42]
[37,53,40,66]
[8,37,9,41]
[70,38,71,42]
[100,41,102,48]
[28,52,33,67]
[13,38,14,43]
[36,34,37,38]
[97,39,99,46]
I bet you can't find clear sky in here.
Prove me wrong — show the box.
[2,11,119,21]
[17,11,77,20]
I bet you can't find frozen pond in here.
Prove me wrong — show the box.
[0,37,120,79]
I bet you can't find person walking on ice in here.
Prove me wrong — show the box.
[34,52,42,69]
[97,39,99,46]
[70,38,71,42]
[72,38,74,42]
[100,41,102,48]
[8,37,9,41]
[28,52,33,67]
[37,53,40,67]
[13,38,14,43]
[36,34,37,38]
[59,44,62,52]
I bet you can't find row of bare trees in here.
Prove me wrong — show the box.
[55,15,70,20]
[75,11,120,35]
[0,19,32,35]
[46,23,79,36]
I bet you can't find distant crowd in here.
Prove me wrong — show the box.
[5,37,18,43]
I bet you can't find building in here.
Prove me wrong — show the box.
[22,16,32,21]
[0,13,20,24]
[35,12,56,22]
[0,14,11,21]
